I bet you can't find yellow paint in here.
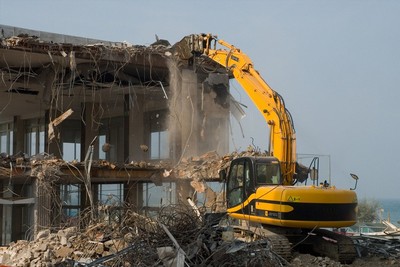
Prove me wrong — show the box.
[256,202,293,212]
[226,185,357,228]
[230,213,356,228]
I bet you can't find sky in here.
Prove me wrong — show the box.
[0,0,399,200]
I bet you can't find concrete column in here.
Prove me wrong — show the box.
[128,94,146,161]
[198,73,230,156]
[33,179,52,237]
[124,182,143,211]
[52,184,61,228]
[13,116,24,154]
[81,102,101,161]
[124,95,130,162]
[181,69,199,158]
[169,68,199,161]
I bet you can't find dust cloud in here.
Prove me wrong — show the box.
[166,60,230,163]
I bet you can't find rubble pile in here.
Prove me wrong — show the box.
[0,152,168,171]
[291,254,344,267]
[353,235,400,259]
[173,148,269,180]
[0,223,135,266]
[0,204,285,267]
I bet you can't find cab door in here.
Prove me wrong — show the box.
[226,158,253,208]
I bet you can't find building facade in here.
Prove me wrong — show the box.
[0,25,230,244]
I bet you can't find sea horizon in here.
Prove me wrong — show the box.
[376,198,400,225]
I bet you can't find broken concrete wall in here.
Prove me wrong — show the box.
[0,24,173,163]
[0,24,230,164]
[168,68,199,160]
[168,67,230,163]
[198,72,230,154]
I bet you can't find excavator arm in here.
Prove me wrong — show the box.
[184,34,296,185]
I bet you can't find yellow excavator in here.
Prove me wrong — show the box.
[175,34,359,263]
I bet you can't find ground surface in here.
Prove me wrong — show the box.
[291,254,399,267]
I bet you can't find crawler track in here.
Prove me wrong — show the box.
[233,225,293,262]
[287,228,357,263]
[231,224,357,264]
[266,233,293,261]
[312,228,357,264]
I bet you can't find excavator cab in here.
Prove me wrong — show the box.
[225,156,281,209]
[222,155,357,229]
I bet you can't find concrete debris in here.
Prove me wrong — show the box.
[101,143,111,153]
[353,235,400,259]
[0,210,149,266]
[172,148,269,180]
[157,246,183,267]
[190,180,206,193]
[0,201,399,266]
[139,144,149,152]
[0,33,168,56]
[290,254,344,267]
[289,235,400,267]
[163,169,172,177]
[48,109,74,141]
[0,204,284,267]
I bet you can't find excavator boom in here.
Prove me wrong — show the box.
[195,34,296,185]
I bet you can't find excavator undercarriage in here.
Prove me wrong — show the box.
[226,222,357,264]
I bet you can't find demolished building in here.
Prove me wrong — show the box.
[0,25,239,245]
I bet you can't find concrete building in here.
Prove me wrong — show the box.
[0,25,232,245]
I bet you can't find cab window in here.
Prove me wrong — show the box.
[227,161,249,207]
[256,162,281,185]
